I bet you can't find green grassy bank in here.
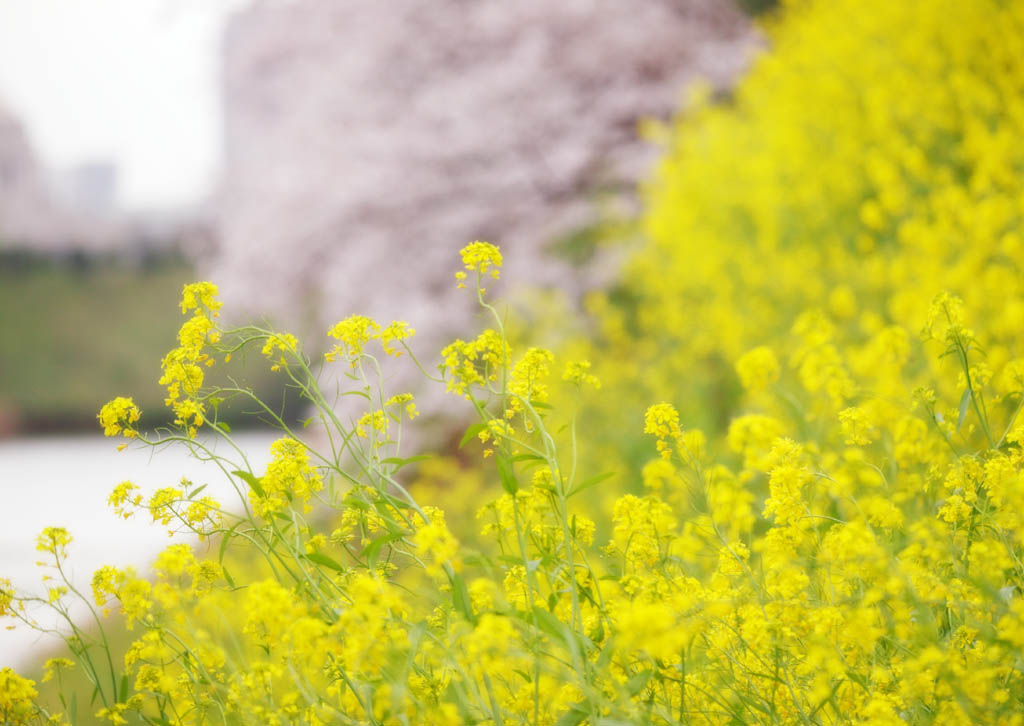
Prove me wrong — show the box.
[0,252,297,434]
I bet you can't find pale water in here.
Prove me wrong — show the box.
[0,432,277,669]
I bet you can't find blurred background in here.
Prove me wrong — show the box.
[0,0,758,435]
[0,0,760,665]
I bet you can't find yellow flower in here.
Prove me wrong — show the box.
[465,614,516,671]
[97,396,141,438]
[108,481,141,520]
[762,438,809,528]
[90,566,152,628]
[414,517,460,575]
[0,578,15,617]
[838,406,874,446]
[35,527,72,558]
[177,313,218,356]
[148,486,183,527]
[380,320,415,356]
[607,494,677,569]
[385,393,419,419]
[458,240,502,280]
[249,437,323,518]
[507,347,554,415]
[356,409,389,442]
[261,331,298,370]
[643,402,681,459]
[41,658,73,684]
[562,359,601,388]
[184,495,222,531]
[440,329,509,398]
[615,599,688,662]
[0,667,37,725]
[325,314,380,366]
[304,533,327,554]
[95,703,130,726]
[735,346,780,392]
[179,281,222,316]
[727,414,785,470]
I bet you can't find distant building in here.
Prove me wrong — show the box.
[0,102,62,249]
[57,161,118,218]
[0,102,150,256]
[212,0,756,346]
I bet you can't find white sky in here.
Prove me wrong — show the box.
[0,0,249,211]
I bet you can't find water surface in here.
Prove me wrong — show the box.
[0,432,276,669]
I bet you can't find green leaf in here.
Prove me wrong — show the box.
[305,551,346,573]
[531,605,568,641]
[451,573,476,623]
[341,385,371,398]
[568,471,615,498]
[188,483,208,498]
[512,453,546,464]
[531,401,554,410]
[461,553,492,568]
[379,494,413,510]
[119,673,131,702]
[364,532,405,570]
[219,520,244,564]
[216,421,231,433]
[958,387,971,432]
[232,469,264,497]
[497,456,518,494]
[381,454,434,469]
[626,670,654,696]
[302,417,314,429]
[555,702,590,726]
[459,423,488,449]
[222,566,236,589]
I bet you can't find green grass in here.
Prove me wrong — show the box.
[0,253,301,433]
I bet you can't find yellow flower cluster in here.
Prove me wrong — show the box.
[90,565,152,628]
[260,331,298,371]
[7,1,1024,724]
[440,329,509,398]
[34,526,72,559]
[413,513,460,576]
[562,359,600,389]
[179,281,221,317]
[154,282,223,437]
[734,345,779,392]
[96,396,141,439]
[534,0,1024,720]
[455,239,502,289]
[325,314,379,363]
[325,315,415,366]
[107,480,142,520]
[0,578,14,618]
[506,346,554,417]
[249,437,323,518]
[0,668,37,726]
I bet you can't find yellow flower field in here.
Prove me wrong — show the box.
[5,0,1024,724]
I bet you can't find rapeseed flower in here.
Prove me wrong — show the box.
[97,396,141,438]
[8,0,1024,722]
